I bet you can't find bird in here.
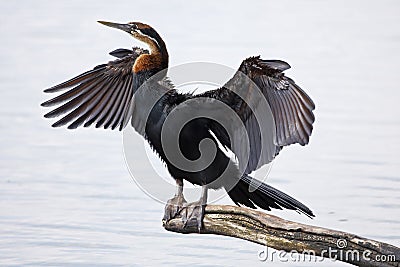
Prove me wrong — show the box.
[41,21,316,231]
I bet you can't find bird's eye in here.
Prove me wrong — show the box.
[130,23,137,29]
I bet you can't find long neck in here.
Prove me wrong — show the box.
[142,36,168,68]
[154,37,168,70]
[147,27,168,69]
[133,29,169,72]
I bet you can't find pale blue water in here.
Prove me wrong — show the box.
[0,1,399,266]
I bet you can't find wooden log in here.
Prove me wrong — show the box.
[163,205,400,267]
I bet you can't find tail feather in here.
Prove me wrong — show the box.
[226,175,314,218]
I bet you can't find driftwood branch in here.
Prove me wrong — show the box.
[163,205,399,267]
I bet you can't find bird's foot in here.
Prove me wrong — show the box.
[181,200,206,232]
[162,194,187,223]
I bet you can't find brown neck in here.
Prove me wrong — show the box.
[132,33,168,73]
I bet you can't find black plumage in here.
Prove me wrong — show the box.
[41,21,316,228]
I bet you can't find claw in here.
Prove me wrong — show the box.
[163,194,187,222]
[163,184,208,233]
[181,200,206,232]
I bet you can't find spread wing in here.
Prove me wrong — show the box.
[41,47,149,131]
[200,56,315,174]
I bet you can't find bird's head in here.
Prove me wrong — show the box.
[98,20,169,73]
[98,21,166,56]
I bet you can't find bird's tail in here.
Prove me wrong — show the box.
[225,175,314,218]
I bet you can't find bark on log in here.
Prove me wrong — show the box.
[163,205,399,267]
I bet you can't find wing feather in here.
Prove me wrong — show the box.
[67,78,115,129]
[41,47,149,131]
[51,78,110,127]
[44,66,106,93]
[199,56,315,174]
[42,76,104,109]
[83,77,120,127]
[102,75,131,129]
[44,78,106,119]
[110,77,133,130]
[94,75,127,128]
[115,78,135,130]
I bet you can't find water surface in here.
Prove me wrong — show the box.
[0,1,399,266]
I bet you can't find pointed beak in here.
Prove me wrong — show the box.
[97,21,133,34]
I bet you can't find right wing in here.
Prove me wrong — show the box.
[199,56,315,174]
[41,47,149,131]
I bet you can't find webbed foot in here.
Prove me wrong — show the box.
[181,200,206,232]
[162,193,187,222]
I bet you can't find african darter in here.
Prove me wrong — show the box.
[41,21,316,230]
